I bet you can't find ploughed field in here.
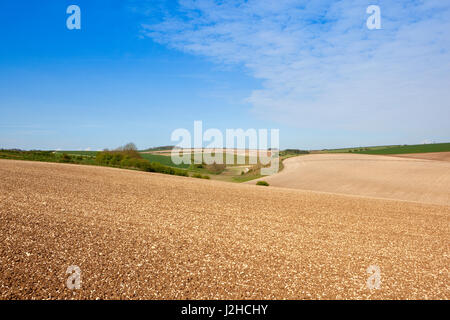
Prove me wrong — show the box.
[0,159,448,299]
[390,151,450,162]
[251,153,450,206]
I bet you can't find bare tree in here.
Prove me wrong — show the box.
[122,142,138,151]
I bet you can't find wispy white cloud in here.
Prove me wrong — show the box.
[141,0,450,138]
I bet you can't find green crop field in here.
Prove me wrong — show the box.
[322,146,390,153]
[322,143,450,155]
[354,143,450,155]
[139,153,189,168]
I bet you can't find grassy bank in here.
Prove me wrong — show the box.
[1,149,96,165]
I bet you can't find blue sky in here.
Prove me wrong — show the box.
[1,0,449,150]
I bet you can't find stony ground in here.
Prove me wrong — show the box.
[0,159,448,299]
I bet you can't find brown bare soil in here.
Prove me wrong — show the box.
[250,153,450,206]
[390,151,450,162]
[0,159,448,299]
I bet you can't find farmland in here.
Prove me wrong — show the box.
[1,148,302,183]
[0,159,448,299]
[250,153,450,206]
[140,153,189,169]
[321,142,450,155]
[1,146,449,300]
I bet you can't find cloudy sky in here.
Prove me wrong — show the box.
[1,0,449,150]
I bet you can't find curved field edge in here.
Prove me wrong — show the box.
[248,153,450,206]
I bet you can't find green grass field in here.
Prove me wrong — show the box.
[232,174,263,182]
[322,143,450,155]
[321,146,389,153]
[140,146,174,152]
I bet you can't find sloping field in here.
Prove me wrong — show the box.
[0,159,448,299]
[251,154,450,206]
[390,152,450,162]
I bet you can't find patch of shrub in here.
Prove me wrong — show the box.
[146,161,188,176]
[256,181,269,186]
[192,173,210,179]
[280,149,309,156]
[59,153,73,163]
[175,169,189,177]
[205,162,226,174]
